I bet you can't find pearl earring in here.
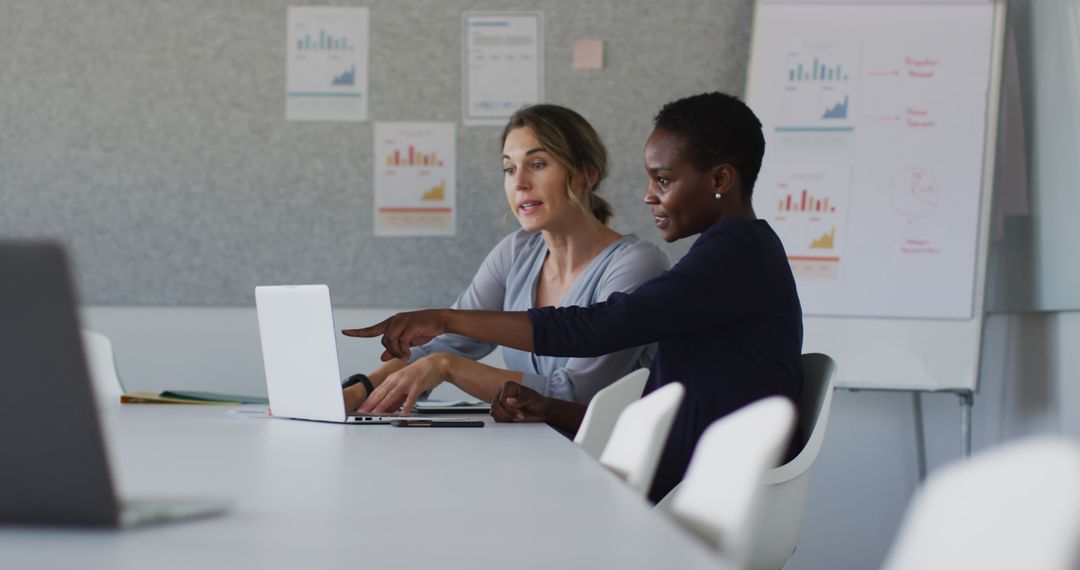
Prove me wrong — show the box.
[714,192,723,199]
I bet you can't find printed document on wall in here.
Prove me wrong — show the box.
[747,3,994,319]
[462,12,544,126]
[374,123,456,237]
[286,6,369,121]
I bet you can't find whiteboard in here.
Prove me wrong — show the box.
[746,1,1005,390]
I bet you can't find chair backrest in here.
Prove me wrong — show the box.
[790,353,837,461]
[81,330,125,409]
[574,368,650,459]
[598,382,684,497]
[744,352,836,570]
[881,436,1080,570]
[668,396,796,567]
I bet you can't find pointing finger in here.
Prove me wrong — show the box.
[341,319,388,338]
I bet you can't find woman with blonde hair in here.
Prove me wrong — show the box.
[342,104,669,416]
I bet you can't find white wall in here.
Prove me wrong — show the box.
[81,306,484,401]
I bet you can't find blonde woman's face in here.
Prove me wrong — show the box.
[501,127,584,233]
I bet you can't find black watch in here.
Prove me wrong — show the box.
[343,373,374,396]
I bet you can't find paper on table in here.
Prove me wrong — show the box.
[226,404,273,419]
[415,398,486,409]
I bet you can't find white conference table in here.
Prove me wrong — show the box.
[0,405,734,570]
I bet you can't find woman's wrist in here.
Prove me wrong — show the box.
[433,353,458,384]
[439,308,453,335]
[342,382,369,411]
[368,358,409,385]
[545,398,588,435]
[343,373,374,397]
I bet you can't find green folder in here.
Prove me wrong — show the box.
[158,390,269,405]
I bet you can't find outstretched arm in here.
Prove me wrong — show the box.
[342,309,534,361]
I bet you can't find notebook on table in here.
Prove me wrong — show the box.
[414,399,491,414]
[254,284,480,425]
[0,241,229,527]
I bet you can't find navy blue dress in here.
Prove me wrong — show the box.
[528,219,803,502]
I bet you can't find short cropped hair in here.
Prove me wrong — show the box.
[653,92,766,196]
[501,104,613,224]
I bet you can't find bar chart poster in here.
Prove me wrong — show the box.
[286,6,369,121]
[764,167,852,281]
[747,3,994,319]
[374,123,456,237]
[462,12,544,126]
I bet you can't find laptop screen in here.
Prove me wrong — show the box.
[0,241,121,525]
[255,284,350,422]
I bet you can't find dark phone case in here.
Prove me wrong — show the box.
[390,419,484,428]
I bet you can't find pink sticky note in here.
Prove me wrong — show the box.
[572,39,604,70]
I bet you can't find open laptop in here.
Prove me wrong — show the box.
[254,284,481,424]
[0,241,229,527]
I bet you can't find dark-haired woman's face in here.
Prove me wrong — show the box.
[643,128,722,242]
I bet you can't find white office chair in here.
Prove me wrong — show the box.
[81,329,126,410]
[598,382,684,497]
[745,353,837,569]
[666,396,796,568]
[881,436,1080,570]
[574,368,650,459]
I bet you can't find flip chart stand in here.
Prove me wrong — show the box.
[838,387,975,482]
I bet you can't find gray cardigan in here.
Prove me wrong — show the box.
[410,229,669,403]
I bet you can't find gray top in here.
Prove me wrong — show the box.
[411,230,670,403]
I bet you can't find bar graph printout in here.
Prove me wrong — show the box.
[286,6,369,121]
[374,123,457,237]
[748,3,994,318]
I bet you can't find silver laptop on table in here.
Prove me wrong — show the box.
[0,241,229,528]
[254,284,478,424]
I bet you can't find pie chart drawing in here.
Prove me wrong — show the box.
[890,166,939,218]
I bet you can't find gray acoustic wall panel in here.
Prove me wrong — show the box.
[0,0,754,305]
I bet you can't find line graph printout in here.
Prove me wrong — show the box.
[374,123,457,237]
[286,6,369,121]
[748,3,994,318]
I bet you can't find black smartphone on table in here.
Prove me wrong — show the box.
[390,419,484,428]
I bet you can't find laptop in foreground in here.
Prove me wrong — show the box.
[254,284,482,424]
[0,241,229,527]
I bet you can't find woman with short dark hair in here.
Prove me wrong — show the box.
[346,92,803,503]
